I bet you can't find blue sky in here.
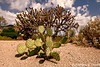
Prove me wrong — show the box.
[73,0,100,16]
[0,0,100,30]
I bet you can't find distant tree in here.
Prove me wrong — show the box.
[0,16,7,28]
[16,5,79,39]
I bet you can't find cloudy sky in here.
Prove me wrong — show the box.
[0,0,100,29]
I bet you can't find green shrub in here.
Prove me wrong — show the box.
[2,27,15,32]
[0,36,12,40]
[0,27,19,39]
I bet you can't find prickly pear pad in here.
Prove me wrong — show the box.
[26,39,35,49]
[17,44,26,54]
[51,52,60,61]
[38,26,44,33]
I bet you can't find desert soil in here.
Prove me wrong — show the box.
[0,40,100,67]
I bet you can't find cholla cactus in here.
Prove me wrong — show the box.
[17,26,61,61]
[78,17,100,48]
[16,5,79,39]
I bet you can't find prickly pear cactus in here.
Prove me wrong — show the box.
[47,28,53,36]
[53,42,61,48]
[17,44,26,54]
[17,25,61,62]
[51,52,60,61]
[26,39,36,49]
[27,49,35,56]
[38,50,44,56]
[34,39,42,47]
[46,41,53,48]
[33,34,38,40]
[38,26,44,34]
[46,36,52,42]
[46,47,51,56]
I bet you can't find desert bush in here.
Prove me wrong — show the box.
[0,36,12,40]
[0,27,19,39]
[78,18,100,48]
[16,5,79,40]
[17,26,61,61]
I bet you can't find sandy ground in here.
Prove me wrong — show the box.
[0,41,100,67]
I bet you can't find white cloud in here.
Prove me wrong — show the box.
[51,0,75,8]
[0,7,16,25]
[6,0,30,11]
[31,2,44,9]
[75,5,90,26]
[96,0,100,2]
[70,7,76,15]
[1,0,75,11]
[81,5,88,12]
[74,5,96,31]
[70,5,95,29]
[31,0,75,9]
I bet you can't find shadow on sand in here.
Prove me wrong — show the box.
[15,52,57,64]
